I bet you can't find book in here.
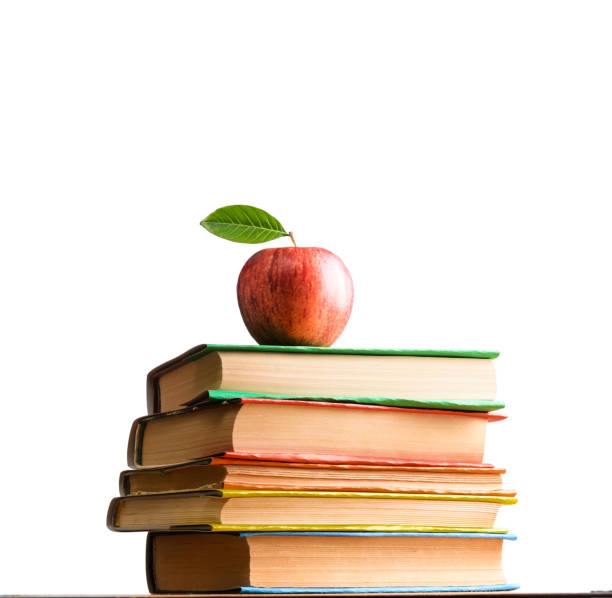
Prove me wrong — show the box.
[146,531,518,593]
[147,344,500,414]
[106,489,516,532]
[128,398,505,469]
[120,457,515,497]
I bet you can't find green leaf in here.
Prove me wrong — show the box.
[200,205,290,244]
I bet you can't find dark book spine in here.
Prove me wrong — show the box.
[119,457,216,496]
[106,497,120,531]
[119,469,131,496]
[127,400,243,469]
[126,418,145,469]
[145,532,158,593]
[146,344,208,414]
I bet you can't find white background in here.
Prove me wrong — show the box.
[1,1,611,593]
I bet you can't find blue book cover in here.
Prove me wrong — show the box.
[242,584,520,593]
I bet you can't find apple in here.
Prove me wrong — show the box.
[237,247,354,346]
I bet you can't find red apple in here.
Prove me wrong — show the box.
[237,247,354,346]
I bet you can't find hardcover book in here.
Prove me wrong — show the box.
[107,488,516,532]
[128,398,505,469]
[147,344,500,414]
[146,531,518,593]
[120,457,514,497]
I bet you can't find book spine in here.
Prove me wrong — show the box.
[145,533,158,593]
[126,418,145,469]
[146,344,208,414]
[106,497,120,531]
[119,470,131,496]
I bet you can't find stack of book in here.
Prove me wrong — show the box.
[107,344,518,593]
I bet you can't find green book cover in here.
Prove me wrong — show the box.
[202,389,504,412]
[197,344,499,359]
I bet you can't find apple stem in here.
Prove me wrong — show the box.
[289,231,297,247]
